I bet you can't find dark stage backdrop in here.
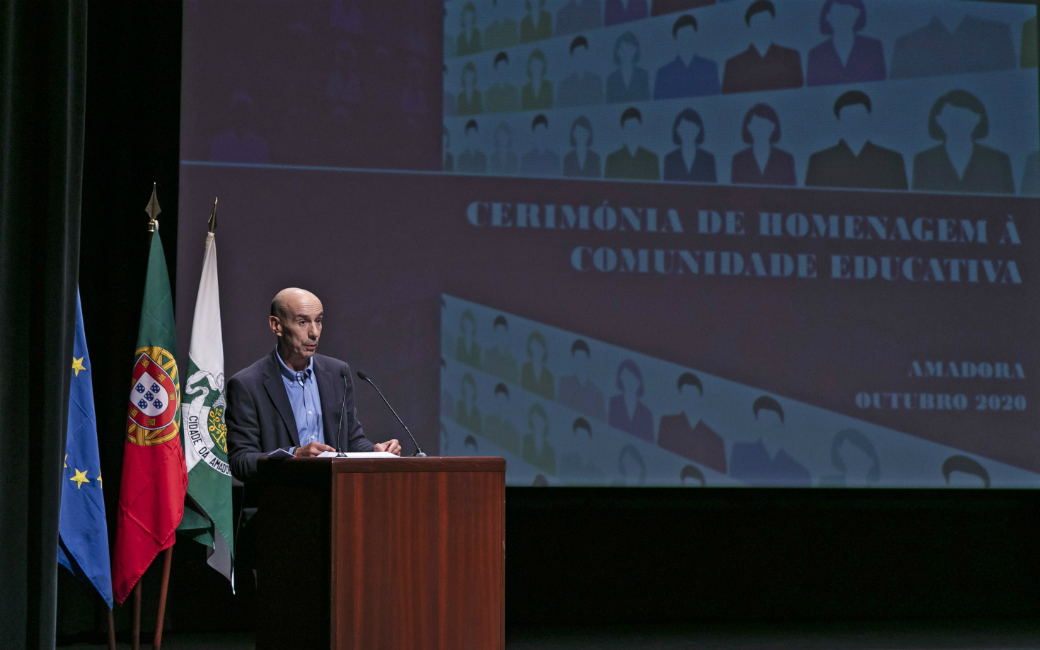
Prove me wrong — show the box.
[1,1,87,648]
[177,0,1040,489]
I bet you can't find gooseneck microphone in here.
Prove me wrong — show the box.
[337,370,349,454]
[356,370,427,457]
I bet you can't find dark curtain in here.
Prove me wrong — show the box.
[0,1,88,648]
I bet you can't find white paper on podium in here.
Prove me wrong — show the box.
[317,451,400,458]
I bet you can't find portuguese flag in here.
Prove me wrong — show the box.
[112,228,188,604]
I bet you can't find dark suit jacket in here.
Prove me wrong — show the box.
[657,413,726,474]
[226,349,374,484]
[605,146,660,180]
[731,146,796,186]
[729,439,810,487]
[605,67,651,103]
[721,44,803,95]
[663,147,716,183]
[805,140,907,190]
[912,143,1014,195]
[563,149,602,178]
[651,0,714,17]
[890,15,1016,79]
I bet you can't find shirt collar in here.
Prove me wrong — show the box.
[275,348,314,385]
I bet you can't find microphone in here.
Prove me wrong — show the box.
[356,370,427,457]
[336,370,349,454]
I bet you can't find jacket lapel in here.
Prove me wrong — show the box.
[262,350,300,446]
[314,356,340,450]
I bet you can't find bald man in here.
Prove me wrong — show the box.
[226,288,401,484]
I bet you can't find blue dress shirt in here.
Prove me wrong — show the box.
[276,350,324,448]
[653,55,720,99]
[729,439,811,486]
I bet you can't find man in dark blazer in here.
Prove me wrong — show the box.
[227,287,401,484]
[227,288,401,571]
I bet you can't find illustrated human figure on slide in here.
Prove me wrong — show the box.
[663,107,717,183]
[456,373,484,434]
[558,339,606,418]
[912,90,1014,195]
[730,103,796,186]
[729,396,811,486]
[457,61,484,116]
[484,383,521,455]
[485,51,521,113]
[521,49,554,111]
[456,309,482,367]
[457,1,482,56]
[606,31,651,103]
[558,36,604,107]
[805,90,907,190]
[654,14,720,100]
[520,114,561,176]
[457,119,489,173]
[520,0,553,43]
[605,107,660,180]
[483,315,520,382]
[563,116,602,178]
[806,0,886,87]
[521,331,556,400]
[608,359,655,443]
[721,0,803,94]
[489,122,520,175]
[657,372,726,474]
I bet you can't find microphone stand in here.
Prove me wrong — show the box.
[357,370,427,457]
[336,373,348,456]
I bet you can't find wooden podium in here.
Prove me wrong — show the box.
[254,457,505,650]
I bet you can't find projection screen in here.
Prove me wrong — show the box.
[177,0,1040,487]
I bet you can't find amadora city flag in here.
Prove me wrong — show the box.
[113,229,188,604]
[178,229,235,586]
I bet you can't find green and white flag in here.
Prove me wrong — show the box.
[178,230,234,587]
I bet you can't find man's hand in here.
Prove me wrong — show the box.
[374,439,402,456]
[294,441,336,457]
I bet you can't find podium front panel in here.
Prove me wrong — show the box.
[256,457,505,650]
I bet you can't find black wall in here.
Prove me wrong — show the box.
[61,0,1040,641]
[506,488,1040,625]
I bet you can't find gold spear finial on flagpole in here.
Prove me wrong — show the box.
[145,183,162,233]
[208,197,218,233]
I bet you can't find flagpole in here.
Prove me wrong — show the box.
[131,182,162,650]
[117,182,184,650]
[145,182,160,236]
[107,608,116,650]
[132,581,142,650]
[144,183,176,649]
[132,183,161,650]
[153,546,173,650]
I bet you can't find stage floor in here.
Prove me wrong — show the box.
[59,620,1040,649]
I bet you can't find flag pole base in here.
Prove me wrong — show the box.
[107,607,116,650]
[132,580,142,650]
[153,546,173,650]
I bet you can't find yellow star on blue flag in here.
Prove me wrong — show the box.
[70,469,90,488]
[58,290,113,608]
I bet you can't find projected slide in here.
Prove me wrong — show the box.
[177,0,1040,488]
[443,0,1040,194]
[441,294,1037,487]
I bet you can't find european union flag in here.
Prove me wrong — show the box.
[58,290,113,608]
